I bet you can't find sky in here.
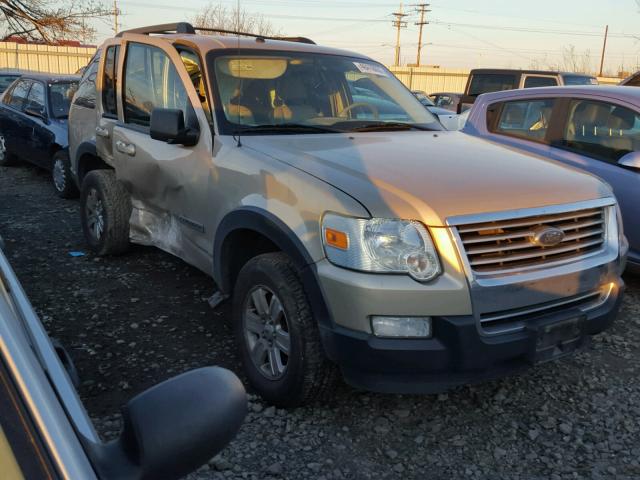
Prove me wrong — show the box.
[92,0,640,75]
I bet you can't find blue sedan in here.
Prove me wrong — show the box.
[462,85,639,273]
[0,73,79,198]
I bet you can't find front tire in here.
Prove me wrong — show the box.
[233,253,337,407]
[80,170,131,256]
[52,150,79,199]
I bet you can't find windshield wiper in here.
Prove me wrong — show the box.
[349,122,437,132]
[235,123,341,135]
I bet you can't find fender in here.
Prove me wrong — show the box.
[74,140,97,166]
[214,207,334,328]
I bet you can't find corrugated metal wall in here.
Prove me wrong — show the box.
[388,66,622,93]
[0,42,96,74]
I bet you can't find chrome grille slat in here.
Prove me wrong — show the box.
[457,208,602,233]
[456,206,607,274]
[465,227,604,255]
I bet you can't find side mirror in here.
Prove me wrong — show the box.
[25,105,47,121]
[91,367,247,480]
[150,108,199,146]
[618,151,640,170]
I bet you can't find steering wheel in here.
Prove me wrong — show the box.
[338,102,379,119]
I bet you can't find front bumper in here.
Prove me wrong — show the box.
[319,279,623,394]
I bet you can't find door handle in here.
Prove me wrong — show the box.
[95,126,109,138]
[115,140,136,156]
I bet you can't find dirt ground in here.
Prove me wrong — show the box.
[1,163,639,480]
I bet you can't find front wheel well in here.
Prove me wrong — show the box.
[78,153,112,183]
[221,229,280,292]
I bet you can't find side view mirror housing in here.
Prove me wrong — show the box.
[150,108,199,146]
[618,151,640,170]
[90,366,247,480]
[25,106,48,122]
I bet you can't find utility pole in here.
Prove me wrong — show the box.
[113,0,119,34]
[392,3,408,67]
[414,3,430,67]
[599,25,608,77]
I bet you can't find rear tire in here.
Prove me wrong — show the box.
[233,252,337,407]
[52,150,79,199]
[80,170,131,256]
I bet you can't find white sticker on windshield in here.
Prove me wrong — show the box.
[353,62,389,77]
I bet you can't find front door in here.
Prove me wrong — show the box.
[110,36,214,270]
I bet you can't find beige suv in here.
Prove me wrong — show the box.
[68,23,626,406]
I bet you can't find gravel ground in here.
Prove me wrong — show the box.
[1,163,639,480]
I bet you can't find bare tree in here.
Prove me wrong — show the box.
[0,0,110,42]
[560,45,593,74]
[192,3,278,36]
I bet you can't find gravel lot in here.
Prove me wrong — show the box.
[1,163,639,480]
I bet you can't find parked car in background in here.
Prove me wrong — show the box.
[0,69,26,94]
[620,71,640,87]
[0,234,247,480]
[0,73,80,198]
[462,85,639,273]
[458,69,599,112]
[412,90,462,129]
[69,23,625,407]
[429,91,463,112]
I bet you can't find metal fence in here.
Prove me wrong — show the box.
[0,42,96,75]
[388,66,623,93]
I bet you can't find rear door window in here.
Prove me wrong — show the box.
[5,79,32,111]
[523,76,558,88]
[468,74,518,96]
[491,98,556,142]
[102,45,119,117]
[556,99,640,163]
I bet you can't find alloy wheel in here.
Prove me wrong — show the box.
[85,188,105,240]
[0,135,5,161]
[53,158,66,192]
[243,285,291,380]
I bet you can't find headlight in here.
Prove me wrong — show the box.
[322,213,442,281]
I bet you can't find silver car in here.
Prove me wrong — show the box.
[68,23,626,407]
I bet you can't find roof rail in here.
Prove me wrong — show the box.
[116,22,316,45]
[116,22,196,37]
[193,27,315,44]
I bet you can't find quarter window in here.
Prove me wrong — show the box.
[124,43,190,127]
[5,79,32,110]
[491,99,555,142]
[556,99,640,164]
[523,76,558,88]
[102,46,119,117]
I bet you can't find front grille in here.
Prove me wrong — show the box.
[479,289,609,334]
[456,207,606,274]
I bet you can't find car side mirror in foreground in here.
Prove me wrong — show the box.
[618,151,640,170]
[24,106,48,122]
[150,107,199,146]
[90,366,247,480]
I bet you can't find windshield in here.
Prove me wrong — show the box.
[0,75,19,94]
[208,51,441,134]
[48,82,78,118]
[563,74,598,86]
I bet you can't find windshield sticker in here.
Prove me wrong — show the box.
[353,62,389,77]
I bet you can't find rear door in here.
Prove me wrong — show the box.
[22,80,52,168]
[111,35,214,268]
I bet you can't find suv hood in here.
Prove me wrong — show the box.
[244,131,611,226]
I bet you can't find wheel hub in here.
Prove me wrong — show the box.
[53,159,65,191]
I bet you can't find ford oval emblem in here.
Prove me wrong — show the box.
[530,226,565,247]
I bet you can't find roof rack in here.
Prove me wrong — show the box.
[116,22,196,37]
[116,22,315,44]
